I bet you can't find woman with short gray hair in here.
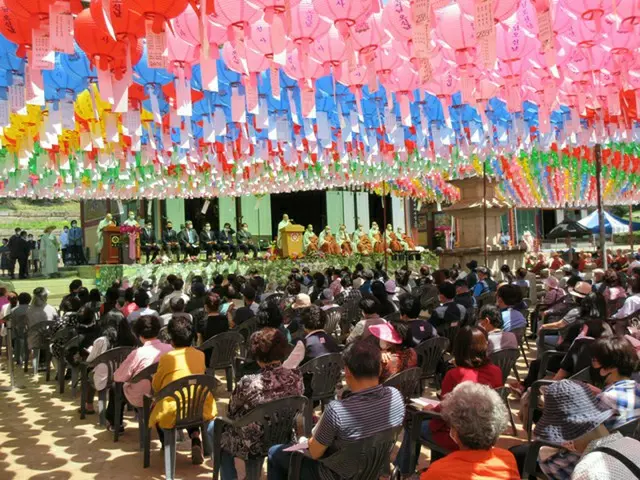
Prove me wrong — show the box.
[421,382,519,480]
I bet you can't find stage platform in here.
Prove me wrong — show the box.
[88,252,436,291]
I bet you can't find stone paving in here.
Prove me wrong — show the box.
[0,347,530,479]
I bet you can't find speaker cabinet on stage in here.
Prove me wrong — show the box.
[100,225,122,264]
[281,225,305,259]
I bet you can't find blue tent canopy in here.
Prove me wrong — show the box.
[578,211,640,235]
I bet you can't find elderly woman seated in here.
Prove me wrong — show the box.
[209,327,303,480]
[421,382,519,480]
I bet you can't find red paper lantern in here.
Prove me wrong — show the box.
[4,0,83,23]
[110,37,143,79]
[90,0,145,41]
[74,8,122,70]
[0,0,32,57]
[123,0,189,33]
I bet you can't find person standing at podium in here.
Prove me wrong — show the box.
[162,221,181,261]
[277,214,292,251]
[178,221,200,260]
[200,223,218,259]
[95,213,114,263]
[141,220,159,263]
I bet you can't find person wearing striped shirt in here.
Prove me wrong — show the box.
[267,339,405,480]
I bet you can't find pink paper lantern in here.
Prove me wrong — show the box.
[222,43,269,76]
[171,4,227,47]
[560,0,621,33]
[458,0,519,22]
[349,13,389,58]
[166,30,199,77]
[252,0,302,22]
[601,17,640,55]
[289,0,331,54]
[382,0,413,43]
[312,0,373,37]
[248,18,286,60]
[214,0,262,41]
[373,46,402,82]
[283,48,323,81]
[312,25,347,74]
[613,1,640,32]
[435,4,478,65]
[496,21,537,63]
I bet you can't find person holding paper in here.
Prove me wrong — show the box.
[267,339,406,480]
[161,221,180,261]
[277,214,291,251]
[236,223,258,258]
[178,220,200,260]
[199,222,218,258]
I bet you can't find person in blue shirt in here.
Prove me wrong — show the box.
[496,284,527,332]
[472,267,492,297]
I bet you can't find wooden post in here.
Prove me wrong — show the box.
[630,204,634,252]
[483,160,488,266]
[382,181,388,272]
[595,144,607,270]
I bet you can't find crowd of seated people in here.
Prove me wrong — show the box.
[2,252,640,480]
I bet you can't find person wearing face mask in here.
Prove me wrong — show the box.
[123,211,139,227]
[590,336,640,430]
[369,221,384,253]
[369,322,417,382]
[277,214,291,252]
[95,213,114,263]
[161,221,180,261]
[318,226,341,255]
[178,220,200,260]
[353,224,372,255]
[140,220,159,263]
[303,224,319,254]
[218,222,237,259]
[512,380,640,480]
[199,222,218,259]
[236,223,258,258]
[336,224,354,256]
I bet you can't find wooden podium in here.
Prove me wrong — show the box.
[281,224,305,258]
[100,225,122,264]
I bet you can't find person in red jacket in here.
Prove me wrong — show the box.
[394,326,503,474]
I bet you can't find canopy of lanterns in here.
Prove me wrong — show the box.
[0,0,639,204]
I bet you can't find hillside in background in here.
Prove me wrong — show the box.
[0,199,80,239]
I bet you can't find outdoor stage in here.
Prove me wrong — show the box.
[85,252,435,291]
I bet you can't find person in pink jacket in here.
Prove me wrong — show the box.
[105,314,173,432]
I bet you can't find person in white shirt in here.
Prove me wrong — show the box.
[477,305,518,354]
[160,278,190,314]
[127,289,159,324]
[611,274,640,320]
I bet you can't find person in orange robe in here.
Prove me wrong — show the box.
[337,225,353,256]
[399,228,416,249]
[319,227,341,255]
[370,222,384,253]
[303,224,319,254]
[386,224,404,252]
[354,224,372,255]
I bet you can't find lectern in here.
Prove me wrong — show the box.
[100,225,122,264]
[281,224,305,258]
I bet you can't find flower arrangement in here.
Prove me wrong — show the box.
[119,224,142,236]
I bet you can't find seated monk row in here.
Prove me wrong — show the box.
[301,223,416,255]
